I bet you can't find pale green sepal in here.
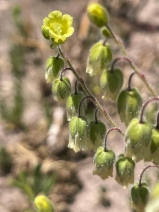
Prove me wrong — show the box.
[45,57,64,83]
[93,146,115,180]
[131,182,150,212]
[86,41,112,77]
[100,68,123,101]
[149,128,159,164]
[68,116,91,152]
[117,88,142,126]
[115,154,135,188]
[125,118,152,162]
[66,93,86,121]
[52,77,71,103]
[89,121,106,152]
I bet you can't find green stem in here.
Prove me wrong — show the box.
[57,45,124,136]
[106,24,157,97]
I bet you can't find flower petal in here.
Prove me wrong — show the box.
[48,11,62,20]
[62,14,73,27]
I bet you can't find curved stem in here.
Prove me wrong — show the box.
[156,112,159,129]
[74,80,78,94]
[60,67,74,81]
[56,53,60,59]
[139,165,159,187]
[127,72,135,91]
[94,108,98,124]
[104,127,123,152]
[110,56,132,73]
[78,95,95,118]
[102,39,107,46]
[139,97,159,124]
[57,45,125,136]
[106,24,157,97]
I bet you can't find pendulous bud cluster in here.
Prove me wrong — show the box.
[42,4,159,212]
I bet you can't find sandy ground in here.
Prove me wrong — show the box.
[0,0,159,212]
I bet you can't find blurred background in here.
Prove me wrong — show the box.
[0,0,159,211]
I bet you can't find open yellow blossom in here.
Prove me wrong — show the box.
[42,11,74,45]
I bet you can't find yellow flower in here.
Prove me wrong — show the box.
[42,11,74,45]
[34,195,55,212]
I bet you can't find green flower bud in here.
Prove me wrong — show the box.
[131,182,150,212]
[86,41,112,77]
[34,195,55,212]
[87,3,108,28]
[89,121,106,152]
[93,146,115,180]
[41,25,50,40]
[45,57,64,83]
[66,93,86,121]
[117,88,142,126]
[149,128,159,164]
[125,118,152,162]
[100,26,111,38]
[68,116,91,152]
[115,154,135,188]
[100,68,123,101]
[52,77,71,102]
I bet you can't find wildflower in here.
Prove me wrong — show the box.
[86,41,112,77]
[89,120,106,152]
[34,195,54,212]
[87,3,108,28]
[115,154,135,188]
[68,116,91,152]
[93,146,115,179]
[131,182,150,212]
[42,11,74,45]
[117,88,142,126]
[100,68,123,101]
[52,77,71,102]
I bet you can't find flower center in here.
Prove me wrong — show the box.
[52,23,63,35]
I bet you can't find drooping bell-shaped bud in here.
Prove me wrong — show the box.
[100,26,111,38]
[100,68,123,101]
[117,88,142,126]
[89,120,106,152]
[45,57,64,83]
[86,41,112,77]
[87,3,108,28]
[52,77,71,102]
[149,128,159,164]
[68,116,91,152]
[66,92,86,121]
[115,154,135,188]
[125,118,152,162]
[93,146,115,180]
[131,182,150,212]
[34,195,55,212]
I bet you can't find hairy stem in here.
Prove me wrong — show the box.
[94,108,98,124]
[127,72,135,91]
[106,24,157,97]
[58,45,124,136]
[78,96,95,117]
[139,165,159,187]
[104,127,122,152]
[139,97,159,124]
[60,67,74,81]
